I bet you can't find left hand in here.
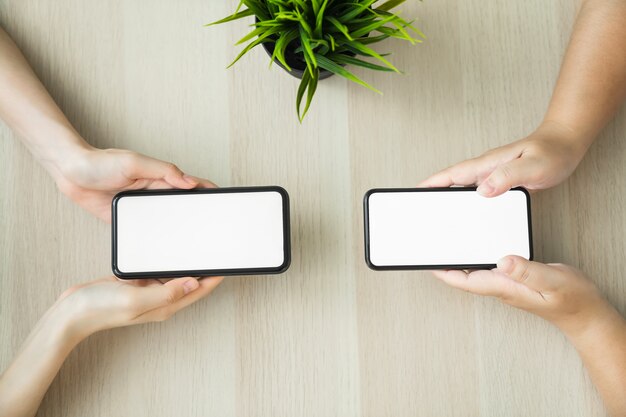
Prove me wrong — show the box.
[55,275,224,340]
[54,147,216,222]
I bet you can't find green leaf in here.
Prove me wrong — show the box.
[296,67,311,120]
[236,26,269,45]
[356,33,391,44]
[205,8,254,26]
[227,25,283,68]
[299,26,317,68]
[326,16,354,41]
[375,0,406,12]
[344,40,399,72]
[272,28,299,70]
[327,34,336,50]
[337,0,377,22]
[377,25,420,44]
[292,0,310,14]
[235,0,244,13]
[242,0,271,20]
[312,0,321,15]
[314,0,330,38]
[314,53,382,93]
[274,11,299,21]
[349,13,397,38]
[298,67,319,122]
[375,9,426,38]
[330,53,395,71]
[294,8,314,36]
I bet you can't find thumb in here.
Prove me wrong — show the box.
[476,158,531,197]
[131,277,200,312]
[126,153,197,188]
[496,256,560,292]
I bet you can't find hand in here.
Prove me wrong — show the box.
[0,275,222,417]
[53,147,217,222]
[55,275,223,341]
[432,256,614,336]
[418,121,589,196]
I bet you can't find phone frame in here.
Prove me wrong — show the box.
[363,187,533,271]
[112,186,291,279]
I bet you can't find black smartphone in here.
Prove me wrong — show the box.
[363,187,532,270]
[112,186,291,279]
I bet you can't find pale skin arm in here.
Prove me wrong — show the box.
[0,26,216,222]
[0,276,223,417]
[0,26,88,177]
[420,0,626,196]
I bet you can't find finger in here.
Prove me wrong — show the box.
[161,276,223,313]
[140,177,217,190]
[418,163,477,187]
[129,277,200,313]
[418,156,497,188]
[144,179,182,190]
[184,175,218,189]
[476,157,539,197]
[122,278,163,288]
[134,276,224,323]
[125,153,196,189]
[433,269,517,298]
[496,256,561,292]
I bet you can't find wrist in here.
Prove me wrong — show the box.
[48,295,95,346]
[536,119,593,161]
[33,128,94,183]
[555,299,624,346]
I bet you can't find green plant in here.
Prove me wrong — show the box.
[208,0,424,121]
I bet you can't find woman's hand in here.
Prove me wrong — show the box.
[52,147,216,222]
[56,275,223,340]
[1,28,217,223]
[419,121,589,197]
[432,256,613,336]
[0,275,222,417]
[434,256,626,417]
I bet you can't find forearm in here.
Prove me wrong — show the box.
[541,0,626,151]
[562,304,626,417]
[0,26,91,180]
[0,301,85,417]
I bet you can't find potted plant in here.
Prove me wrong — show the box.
[208,0,423,121]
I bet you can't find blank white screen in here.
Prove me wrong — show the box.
[115,191,286,273]
[367,189,530,267]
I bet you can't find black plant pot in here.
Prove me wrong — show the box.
[261,41,335,80]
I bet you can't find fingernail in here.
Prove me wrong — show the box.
[183,175,198,185]
[183,279,199,294]
[477,181,494,196]
[497,257,513,273]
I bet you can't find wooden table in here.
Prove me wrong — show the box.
[1,1,624,416]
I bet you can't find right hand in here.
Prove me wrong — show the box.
[54,276,223,340]
[418,121,589,196]
[433,256,615,337]
[54,147,217,223]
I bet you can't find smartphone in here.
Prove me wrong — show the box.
[112,186,290,279]
[363,187,532,270]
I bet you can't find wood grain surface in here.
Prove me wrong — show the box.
[1,1,624,416]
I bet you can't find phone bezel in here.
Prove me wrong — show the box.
[111,186,291,279]
[363,187,533,271]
